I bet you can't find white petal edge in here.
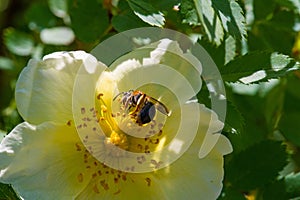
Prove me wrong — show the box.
[15,51,107,124]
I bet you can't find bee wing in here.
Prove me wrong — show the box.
[148,97,171,116]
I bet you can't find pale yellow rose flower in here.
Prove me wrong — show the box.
[0,40,232,200]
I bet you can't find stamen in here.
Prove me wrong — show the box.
[97,93,103,100]
[145,177,151,187]
[77,173,83,183]
[67,120,72,126]
[74,91,169,195]
[114,189,121,195]
[93,184,100,193]
[100,180,109,190]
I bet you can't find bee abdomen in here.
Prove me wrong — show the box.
[136,102,156,125]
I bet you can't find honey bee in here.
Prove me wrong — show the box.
[113,90,171,126]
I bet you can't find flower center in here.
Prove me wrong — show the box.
[96,92,168,156]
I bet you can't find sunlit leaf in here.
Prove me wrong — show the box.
[225,35,236,64]
[112,10,150,32]
[285,172,300,198]
[3,28,34,56]
[191,0,246,45]
[127,0,165,27]
[48,0,68,18]
[0,57,14,70]
[31,44,44,60]
[221,51,300,83]
[180,0,200,25]
[194,0,224,45]
[40,27,75,45]
[212,0,246,40]
[221,51,272,82]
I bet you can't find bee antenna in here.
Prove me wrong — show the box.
[113,92,124,101]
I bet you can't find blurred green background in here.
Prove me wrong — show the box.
[1,0,300,199]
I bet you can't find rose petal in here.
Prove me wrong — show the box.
[110,39,202,102]
[0,122,92,199]
[154,135,229,199]
[152,105,232,199]
[197,104,232,159]
[15,51,107,124]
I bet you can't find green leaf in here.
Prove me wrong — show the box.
[197,79,211,108]
[0,57,14,70]
[197,38,226,69]
[180,0,200,25]
[0,182,21,200]
[0,107,22,133]
[276,0,300,14]
[197,82,244,135]
[279,112,300,147]
[194,0,224,45]
[223,100,245,134]
[192,0,246,45]
[249,10,296,54]
[3,28,34,56]
[127,0,165,27]
[222,51,271,83]
[221,52,299,83]
[218,186,247,200]
[285,172,300,198]
[226,94,267,153]
[145,0,181,11]
[25,2,57,31]
[225,35,236,64]
[264,81,285,131]
[225,140,288,190]
[212,0,247,40]
[69,0,109,42]
[268,10,295,31]
[197,35,236,69]
[253,0,276,20]
[262,179,289,200]
[285,73,300,100]
[48,0,68,18]
[0,130,6,143]
[112,10,150,32]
